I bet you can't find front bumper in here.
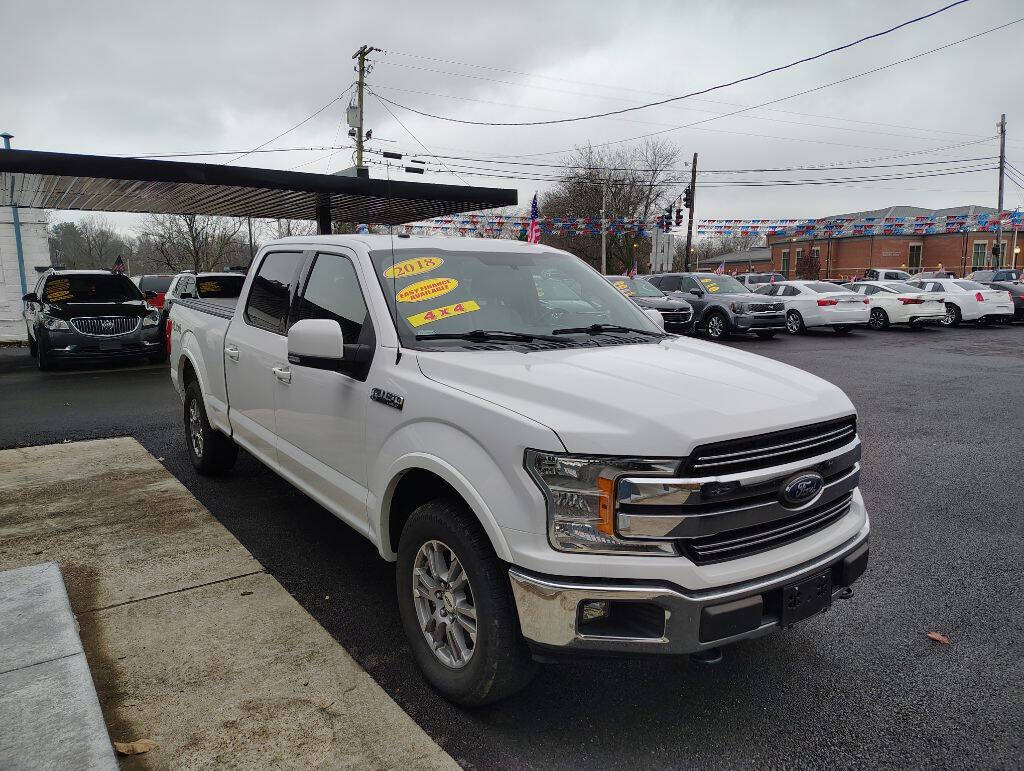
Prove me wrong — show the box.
[733,313,785,332]
[42,326,164,359]
[508,523,868,656]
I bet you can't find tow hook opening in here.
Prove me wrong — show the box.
[576,600,666,640]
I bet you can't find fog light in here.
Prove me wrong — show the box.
[580,600,610,623]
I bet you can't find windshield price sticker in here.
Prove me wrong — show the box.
[700,277,722,293]
[383,256,443,280]
[396,277,459,303]
[613,280,636,296]
[45,278,73,302]
[406,300,480,328]
[198,280,222,293]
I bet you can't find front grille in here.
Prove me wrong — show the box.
[682,492,853,565]
[747,302,784,312]
[661,310,692,322]
[686,416,857,476]
[70,316,140,337]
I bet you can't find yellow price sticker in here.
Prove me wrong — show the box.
[406,300,481,328]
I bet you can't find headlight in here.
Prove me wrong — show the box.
[525,450,678,555]
[142,310,160,327]
[729,302,747,314]
[41,314,69,331]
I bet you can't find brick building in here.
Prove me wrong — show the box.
[764,205,1022,280]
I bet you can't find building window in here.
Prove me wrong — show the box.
[909,244,922,271]
[781,250,790,276]
[994,240,1008,268]
[972,241,987,270]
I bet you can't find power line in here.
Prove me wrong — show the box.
[370,93,470,185]
[371,1,973,127]
[374,18,1020,162]
[223,83,356,165]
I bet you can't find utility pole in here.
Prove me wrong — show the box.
[684,153,698,272]
[600,175,608,274]
[995,113,1006,268]
[352,45,380,169]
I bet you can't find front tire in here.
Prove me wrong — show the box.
[785,310,806,335]
[36,338,53,371]
[704,311,728,341]
[184,381,238,475]
[869,307,890,330]
[396,498,535,707]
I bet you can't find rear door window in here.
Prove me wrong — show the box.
[244,252,303,334]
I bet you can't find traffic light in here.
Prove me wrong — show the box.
[675,207,684,226]
[662,207,673,232]
[683,186,694,209]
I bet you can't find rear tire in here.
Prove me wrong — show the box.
[869,307,890,330]
[396,497,535,707]
[785,311,805,335]
[1001,315,1014,325]
[941,303,961,327]
[184,381,238,475]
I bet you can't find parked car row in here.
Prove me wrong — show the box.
[608,269,1022,340]
[22,268,246,370]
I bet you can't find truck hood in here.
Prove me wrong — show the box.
[416,338,854,456]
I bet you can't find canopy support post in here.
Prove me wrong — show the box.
[316,195,332,235]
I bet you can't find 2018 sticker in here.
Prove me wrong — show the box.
[383,256,443,279]
[396,277,459,303]
[406,300,481,328]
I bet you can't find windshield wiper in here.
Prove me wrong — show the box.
[415,329,567,343]
[551,323,666,337]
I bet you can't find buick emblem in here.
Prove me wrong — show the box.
[101,319,114,332]
[780,471,825,507]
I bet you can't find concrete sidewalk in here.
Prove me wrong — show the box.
[0,438,456,769]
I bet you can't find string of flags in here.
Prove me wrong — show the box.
[391,211,1023,239]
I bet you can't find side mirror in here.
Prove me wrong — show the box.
[643,308,666,331]
[144,290,158,300]
[288,319,345,370]
[22,292,38,303]
[689,288,703,297]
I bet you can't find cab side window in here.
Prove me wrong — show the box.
[245,252,303,335]
[294,252,371,345]
[660,275,682,292]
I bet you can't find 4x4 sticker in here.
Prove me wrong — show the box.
[383,256,443,279]
[396,277,458,303]
[406,300,480,328]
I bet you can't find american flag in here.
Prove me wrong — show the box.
[769,273,776,284]
[111,255,126,273]
[527,193,540,244]
[714,260,726,275]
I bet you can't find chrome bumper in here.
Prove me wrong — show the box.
[508,524,869,656]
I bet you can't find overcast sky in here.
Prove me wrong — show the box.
[4,0,1023,233]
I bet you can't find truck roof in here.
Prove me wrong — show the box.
[266,234,565,254]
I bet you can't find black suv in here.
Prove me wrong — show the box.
[23,270,165,370]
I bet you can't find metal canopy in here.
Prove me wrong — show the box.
[0,149,517,226]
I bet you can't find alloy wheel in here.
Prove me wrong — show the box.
[706,315,725,339]
[188,398,204,458]
[869,308,886,330]
[786,312,802,334]
[412,539,477,669]
[940,305,957,326]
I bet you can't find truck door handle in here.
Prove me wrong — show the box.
[272,366,292,384]
[225,345,239,361]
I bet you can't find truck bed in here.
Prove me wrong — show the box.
[176,296,238,319]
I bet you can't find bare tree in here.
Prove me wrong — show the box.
[49,216,134,269]
[541,139,681,274]
[136,214,247,273]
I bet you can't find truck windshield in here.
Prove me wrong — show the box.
[693,274,749,293]
[607,276,664,297]
[138,275,174,292]
[370,248,661,347]
[43,274,143,303]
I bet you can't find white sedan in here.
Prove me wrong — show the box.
[754,280,870,334]
[843,281,947,330]
[906,277,1015,326]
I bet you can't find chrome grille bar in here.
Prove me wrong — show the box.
[693,426,856,469]
[69,316,140,337]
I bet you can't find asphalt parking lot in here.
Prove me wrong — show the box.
[1,324,1022,769]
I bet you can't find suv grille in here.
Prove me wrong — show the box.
[747,302,784,312]
[70,316,139,337]
[682,492,853,564]
[686,416,857,476]
[661,309,692,322]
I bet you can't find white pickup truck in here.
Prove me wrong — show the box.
[169,235,869,705]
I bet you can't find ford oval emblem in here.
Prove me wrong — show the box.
[780,471,825,507]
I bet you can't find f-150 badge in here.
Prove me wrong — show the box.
[370,388,404,411]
